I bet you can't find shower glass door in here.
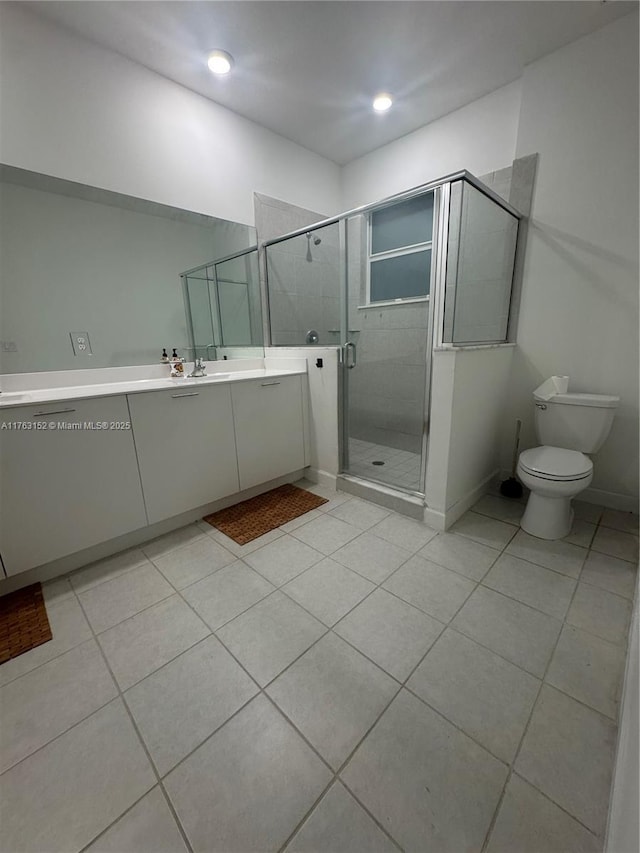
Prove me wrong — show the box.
[340,190,437,495]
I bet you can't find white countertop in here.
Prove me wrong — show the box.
[0,359,307,410]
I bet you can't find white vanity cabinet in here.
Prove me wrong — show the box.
[231,374,306,490]
[127,383,240,524]
[0,395,147,576]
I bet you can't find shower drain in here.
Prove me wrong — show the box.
[371,460,385,466]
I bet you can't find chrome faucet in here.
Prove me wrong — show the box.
[182,347,208,378]
[189,356,207,378]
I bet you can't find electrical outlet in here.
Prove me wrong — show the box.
[70,331,93,356]
[0,341,17,352]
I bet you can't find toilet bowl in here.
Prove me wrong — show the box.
[517,376,618,541]
[517,446,593,539]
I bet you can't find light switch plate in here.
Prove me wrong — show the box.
[70,331,93,356]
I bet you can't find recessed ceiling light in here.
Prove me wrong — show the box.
[207,50,234,75]
[373,93,393,112]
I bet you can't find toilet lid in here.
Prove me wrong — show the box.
[519,446,593,481]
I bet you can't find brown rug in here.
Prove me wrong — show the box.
[0,583,52,665]
[203,483,328,545]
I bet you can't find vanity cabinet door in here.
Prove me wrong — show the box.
[231,375,306,490]
[0,395,147,576]
[128,384,239,525]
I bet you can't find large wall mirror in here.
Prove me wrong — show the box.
[0,165,262,374]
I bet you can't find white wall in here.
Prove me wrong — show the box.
[425,347,513,527]
[606,597,639,853]
[0,4,341,227]
[505,12,639,508]
[265,347,340,485]
[341,81,521,209]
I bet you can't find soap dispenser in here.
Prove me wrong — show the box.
[161,348,169,363]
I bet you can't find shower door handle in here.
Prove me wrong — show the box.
[344,341,357,369]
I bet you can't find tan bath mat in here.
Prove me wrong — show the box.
[203,483,328,545]
[0,583,53,665]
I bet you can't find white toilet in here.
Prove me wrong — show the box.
[517,376,619,540]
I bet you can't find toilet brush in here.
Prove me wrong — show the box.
[500,419,524,498]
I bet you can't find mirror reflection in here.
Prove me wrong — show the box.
[182,248,263,363]
[0,165,260,374]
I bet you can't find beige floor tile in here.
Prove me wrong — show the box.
[98,595,209,690]
[383,555,476,622]
[367,513,438,554]
[472,494,524,526]
[600,508,639,536]
[0,639,117,773]
[408,629,539,762]
[591,526,639,563]
[165,695,331,852]
[342,690,508,853]
[506,530,587,578]
[243,534,324,586]
[283,559,375,627]
[328,498,391,531]
[486,774,601,853]
[332,532,412,584]
[125,635,258,776]
[216,592,326,686]
[546,625,626,719]
[580,551,637,600]
[200,523,285,557]
[152,537,236,589]
[291,513,363,555]
[0,596,92,687]
[181,561,275,630]
[142,525,208,560]
[516,686,617,835]
[452,586,561,677]
[0,700,155,853]
[418,532,501,581]
[78,564,174,634]
[566,583,632,646]
[268,633,397,769]
[334,589,443,681]
[85,787,188,853]
[450,511,517,550]
[285,782,397,853]
[70,548,150,593]
[483,553,576,620]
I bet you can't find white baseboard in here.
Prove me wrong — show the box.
[442,470,499,529]
[423,506,446,530]
[580,487,639,513]
[498,468,638,513]
[306,468,337,488]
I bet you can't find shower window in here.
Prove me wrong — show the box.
[367,193,434,305]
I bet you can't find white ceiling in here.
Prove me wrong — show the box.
[27,0,636,165]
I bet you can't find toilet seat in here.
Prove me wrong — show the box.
[519,446,593,482]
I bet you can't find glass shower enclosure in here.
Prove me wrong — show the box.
[264,173,520,497]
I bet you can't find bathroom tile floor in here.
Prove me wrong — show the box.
[1,484,637,852]
[347,438,422,492]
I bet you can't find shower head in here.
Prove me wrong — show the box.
[306,232,322,246]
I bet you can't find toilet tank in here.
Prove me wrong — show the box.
[533,376,619,453]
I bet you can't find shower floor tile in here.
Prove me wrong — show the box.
[2,489,632,853]
[347,438,422,491]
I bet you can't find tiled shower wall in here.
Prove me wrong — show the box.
[254,193,341,348]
